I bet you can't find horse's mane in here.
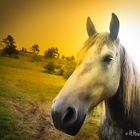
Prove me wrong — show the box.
[80,33,140,117]
[120,45,140,116]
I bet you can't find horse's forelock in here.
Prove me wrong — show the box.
[77,33,115,66]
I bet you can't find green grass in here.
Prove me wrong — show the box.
[0,55,65,139]
[0,112,16,137]
[0,62,64,102]
[0,54,101,140]
[0,55,43,72]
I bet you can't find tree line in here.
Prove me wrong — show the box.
[0,35,75,61]
[0,35,76,79]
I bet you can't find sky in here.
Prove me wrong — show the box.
[0,0,140,67]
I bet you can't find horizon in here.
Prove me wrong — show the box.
[1,0,140,67]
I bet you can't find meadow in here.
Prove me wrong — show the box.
[0,52,101,140]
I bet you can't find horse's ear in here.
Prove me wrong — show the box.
[86,17,96,37]
[109,13,119,40]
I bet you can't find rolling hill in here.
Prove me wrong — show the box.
[0,53,100,140]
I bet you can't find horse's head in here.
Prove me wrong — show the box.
[51,13,121,135]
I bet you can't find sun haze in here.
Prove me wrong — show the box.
[0,0,140,66]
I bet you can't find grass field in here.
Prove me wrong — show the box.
[0,53,101,140]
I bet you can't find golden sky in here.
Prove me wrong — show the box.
[1,0,140,60]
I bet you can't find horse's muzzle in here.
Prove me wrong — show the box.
[51,106,86,136]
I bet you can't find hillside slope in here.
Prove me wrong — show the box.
[0,54,100,140]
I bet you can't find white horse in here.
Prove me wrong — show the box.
[51,13,140,140]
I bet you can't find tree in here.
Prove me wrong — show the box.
[61,55,65,60]
[31,44,40,54]
[66,56,75,61]
[44,47,59,59]
[70,56,75,61]
[21,47,27,52]
[2,35,19,56]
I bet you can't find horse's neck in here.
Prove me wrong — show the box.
[101,96,137,140]
[105,46,140,127]
[105,81,140,130]
[100,46,140,139]
[105,88,125,126]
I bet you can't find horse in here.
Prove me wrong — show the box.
[51,13,140,140]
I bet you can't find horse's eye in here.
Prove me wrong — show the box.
[102,55,113,63]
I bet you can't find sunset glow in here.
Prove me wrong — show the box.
[1,0,140,67]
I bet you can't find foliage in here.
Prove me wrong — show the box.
[44,47,59,59]
[65,56,75,61]
[61,55,75,61]
[21,47,27,52]
[62,63,75,79]
[43,61,55,73]
[43,58,76,78]
[2,35,19,56]
[61,55,65,59]
[43,56,76,79]
[30,55,42,62]
[30,44,40,54]
[54,69,63,75]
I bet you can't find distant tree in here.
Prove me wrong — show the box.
[2,35,19,56]
[21,47,27,52]
[61,55,65,60]
[44,47,59,59]
[25,48,27,52]
[70,56,75,61]
[66,56,75,61]
[31,44,40,54]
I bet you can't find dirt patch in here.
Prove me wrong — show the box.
[0,97,100,140]
[21,101,72,140]
[22,101,52,139]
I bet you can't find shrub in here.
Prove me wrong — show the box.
[54,69,63,75]
[43,58,76,77]
[43,61,55,74]
[62,65,75,79]
[31,56,41,62]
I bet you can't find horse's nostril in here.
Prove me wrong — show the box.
[62,107,76,125]
[51,109,62,129]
